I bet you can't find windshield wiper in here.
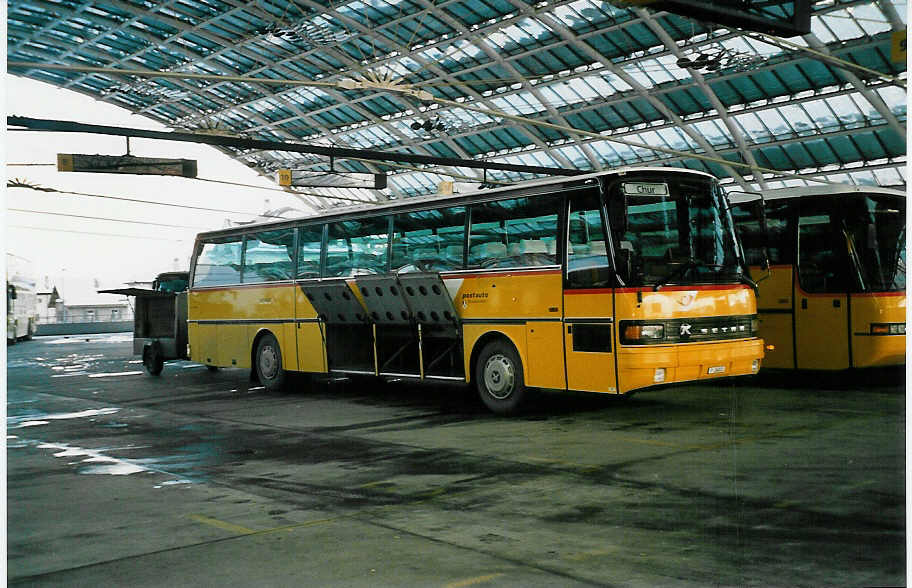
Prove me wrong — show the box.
[653,258,698,291]
[653,258,742,292]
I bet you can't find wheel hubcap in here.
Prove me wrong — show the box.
[259,345,278,379]
[483,354,514,400]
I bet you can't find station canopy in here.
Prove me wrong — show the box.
[7,0,907,210]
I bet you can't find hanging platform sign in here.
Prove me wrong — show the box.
[57,154,197,177]
[892,30,906,63]
[276,169,386,190]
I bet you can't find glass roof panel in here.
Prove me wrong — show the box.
[5,0,905,205]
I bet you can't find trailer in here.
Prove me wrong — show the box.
[100,271,189,375]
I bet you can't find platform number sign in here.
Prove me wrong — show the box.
[892,30,907,63]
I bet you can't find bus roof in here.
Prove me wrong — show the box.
[727,184,906,204]
[195,166,715,240]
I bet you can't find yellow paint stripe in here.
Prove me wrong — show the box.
[564,548,615,561]
[187,514,256,535]
[445,573,505,588]
[523,456,599,472]
[189,512,345,537]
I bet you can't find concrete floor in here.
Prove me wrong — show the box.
[7,334,906,587]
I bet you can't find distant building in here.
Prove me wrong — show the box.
[39,279,134,324]
[35,286,60,323]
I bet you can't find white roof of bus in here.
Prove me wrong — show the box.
[728,184,906,204]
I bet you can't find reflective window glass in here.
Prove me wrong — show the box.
[797,211,846,293]
[326,217,391,276]
[242,228,295,283]
[731,199,793,267]
[296,225,324,279]
[193,236,243,287]
[391,207,466,272]
[568,189,612,288]
[468,194,561,269]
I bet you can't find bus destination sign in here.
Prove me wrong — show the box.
[622,182,669,196]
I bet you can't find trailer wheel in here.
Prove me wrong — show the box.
[474,339,527,415]
[142,342,164,376]
[255,333,286,392]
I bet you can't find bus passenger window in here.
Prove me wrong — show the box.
[326,217,390,276]
[193,237,243,287]
[731,199,793,267]
[391,207,466,272]
[798,214,846,293]
[468,195,560,269]
[242,228,295,283]
[297,225,323,279]
[568,191,613,288]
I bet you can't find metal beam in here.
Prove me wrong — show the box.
[6,116,585,177]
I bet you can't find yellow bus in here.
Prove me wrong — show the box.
[731,185,905,370]
[188,167,764,414]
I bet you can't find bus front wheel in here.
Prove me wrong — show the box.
[255,333,286,392]
[475,339,527,415]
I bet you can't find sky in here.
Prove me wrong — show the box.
[4,74,313,295]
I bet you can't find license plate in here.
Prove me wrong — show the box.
[707,365,726,374]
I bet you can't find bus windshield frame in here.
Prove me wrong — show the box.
[605,175,744,288]
[842,193,906,293]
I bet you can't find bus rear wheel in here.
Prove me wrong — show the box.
[475,339,527,415]
[255,333,286,392]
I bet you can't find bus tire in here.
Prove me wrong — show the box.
[142,342,164,376]
[475,339,527,415]
[255,333,286,392]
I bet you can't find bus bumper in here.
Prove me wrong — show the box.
[617,338,764,393]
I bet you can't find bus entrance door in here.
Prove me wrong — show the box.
[794,211,850,370]
[563,189,618,393]
[563,291,618,394]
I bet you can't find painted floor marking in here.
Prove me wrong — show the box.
[187,514,256,535]
[444,573,505,587]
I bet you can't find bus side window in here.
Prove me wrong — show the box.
[326,217,391,277]
[567,191,613,288]
[297,225,324,279]
[242,228,295,283]
[764,200,793,266]
[798,213,846,293]
[468,195,560,269]
[193,237,243,287]
[391,206,466,273]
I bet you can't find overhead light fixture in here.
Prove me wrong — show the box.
[410,117,450,133]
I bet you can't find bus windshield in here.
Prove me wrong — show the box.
[844,194,905,292]
[609,177,742,288]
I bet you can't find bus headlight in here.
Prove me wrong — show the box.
[624,324,665,342]
[871,323,905,335]
[750,317,760,335]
